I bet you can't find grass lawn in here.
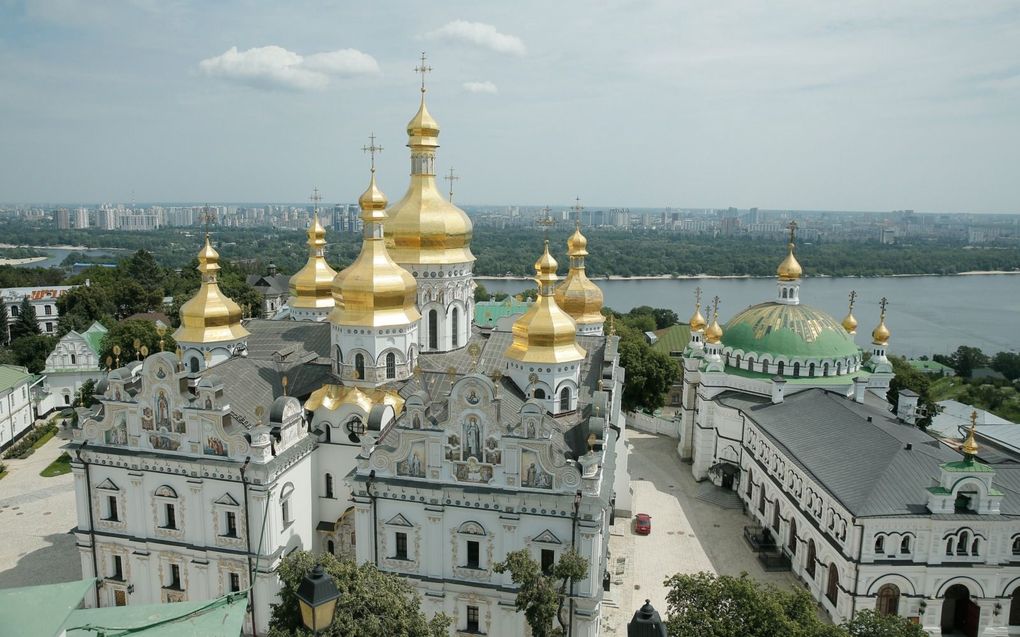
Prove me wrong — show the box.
[40,452,72,477]
[31,430,56,450]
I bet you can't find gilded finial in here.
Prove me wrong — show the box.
[156,324,167,352]
[705,296,724,344]
[362,133,383,172]
[281,374,288,396]
[572,196,584,221]
[608,314,616,336]
[787,220,797,244]
[113,344,121,368]
[537,208,555,237]
[414,51,432,94]
[842,290,858,334]
[777,220,803,281]
[445,167,460,202]
[962,410,979,457]
[689,286,707,332]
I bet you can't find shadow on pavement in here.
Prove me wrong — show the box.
[0,530,82,589]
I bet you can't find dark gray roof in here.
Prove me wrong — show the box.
[209,356,331,430]
[243,319,331,362]
[246,274,290,296]
[717,389,1020,517]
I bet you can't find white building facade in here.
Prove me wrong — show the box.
[35,321,107,415]
[0,365,36,451]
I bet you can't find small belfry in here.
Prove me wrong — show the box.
[554,213,605,335]
[330,138,420,386]
[504,240,586,415]
[776,221,803,305]
[173,234,249,373]
[289,188,338,322]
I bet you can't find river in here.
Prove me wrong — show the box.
[477,274,1020,357]
[8,246,121,269]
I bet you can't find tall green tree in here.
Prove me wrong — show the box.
[125,249,164,291]
[493,548,588,637]
[9,334,57,373]
[939,345,990,379]
[991,351,1020,381]
[887,357,940,428]
[268,551,450,637]
[56,284,115,335]
[99,319,176,366]
[9,297,41,340]
[610,316,679,413]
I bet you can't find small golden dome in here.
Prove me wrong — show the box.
[330,173,420,328]
[566,224,588,257]
[174,236,250,344]
[962,412,979,456]
[872,317,890,345]
[305,383,404,414]
[556,227,604,326]
[689,305,707,333]
[407,95,440,145]
[289,213,338,310]
[505,242,586,364]
[842,311,858,334]
[705,315,724,344]
[777,242,803,281]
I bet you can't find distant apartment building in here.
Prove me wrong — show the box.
[56,208,71,229]
[0,365,36,452]
[96,207,118,230]
[74,208,89,229]
[1,284,77,336]
[117,211,160,231]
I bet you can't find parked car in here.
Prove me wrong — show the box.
[635,513,652,535]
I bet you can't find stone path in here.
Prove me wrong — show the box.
[0,435,81,588]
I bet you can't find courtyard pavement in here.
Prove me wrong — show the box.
[0,435,81,588]
[601,430,799,633]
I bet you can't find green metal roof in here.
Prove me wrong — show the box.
[0,579,94,637]
[0,364,32,393]
[941,458,996,473]
[721,302,861,360]
[650,324,692,356]
[722,364,871,385]
[81,322,108,356]
[908,359,953,373]
[66,591,249,636]
[474,299,532,328]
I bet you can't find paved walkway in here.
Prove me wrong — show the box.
[0,435,81,588]
[602,430,798,633]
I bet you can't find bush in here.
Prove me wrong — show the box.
[2,421,58,460]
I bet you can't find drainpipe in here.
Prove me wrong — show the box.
[367,470,378,567]
[74,441,101,607]
[239,457,255,631]
[850,520,864,618]
[569,490,581,637]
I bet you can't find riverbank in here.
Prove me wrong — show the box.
[475,270,1020,282]
[0,256,48,266]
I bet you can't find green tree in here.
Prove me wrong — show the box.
[991,351,1020,381]
[611,317,679,413]
[99,319,177,366]
[840,610,927,637]
[0,301,8,345]
[56,285,115,335]
[125,249,164,291]
[663,572,837,637]
[10,297,40,340]
[268,551,450,637]
[946,345,990,379]
[887,357,940,429]
[9,334,57,373]
[493,548,588,637]
[73,378,98,408]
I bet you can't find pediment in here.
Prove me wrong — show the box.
[96,478,119,491]
[533,529,561,544]
[214,493,240,506]
[385,513,413,527]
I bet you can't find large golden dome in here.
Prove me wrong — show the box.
[330,171,420,328]
[174,236,250,344]
[555,224,604,326]
[289,213,337,309]
[384,93,474,266]
[505,241,586,364]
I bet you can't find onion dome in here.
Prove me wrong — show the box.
[174,236,249,344]
[704,311,723,344]
[555,223,605,326]
[505,241,586,364]
[289,213,337,309]
[962,412,979,456]
[842,310,858,335]
[384,91,474,266]
[330,171,420,328]
[305,383,404,414]
[872,313,890,345]
[689,291,707,333]
[777,241,803,281]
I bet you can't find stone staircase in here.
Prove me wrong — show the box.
[695,483,744,510]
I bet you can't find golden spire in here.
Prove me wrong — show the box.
[173,235,249,344]
[871,297,891,345]
[704,296,723,344]
[962,410,979,456]
[505,241,586,364]
[555,217,605,327]
[841,290,858,334]
[384,54,474,267]
[777,221,803,281]
[289,188,338,310]
[689,286,707,332]
[329,138,420,328]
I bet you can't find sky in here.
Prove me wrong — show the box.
[1,0,1019,213]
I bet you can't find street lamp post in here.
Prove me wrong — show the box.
[296,564,340,635]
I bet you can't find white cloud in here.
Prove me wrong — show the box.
[198,46,379,91]
[463,80,498,94]
[423,20,526,56]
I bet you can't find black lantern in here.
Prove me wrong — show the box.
[628,599,667,637]
[296,564,340,635]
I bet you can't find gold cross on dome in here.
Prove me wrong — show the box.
[848,290,857,310]
[572,196,584,217]
[445,167,460,202]
[694,286,702,308]
[787,220,798,243]
[414,52,432,93]
[309,187,322,214]
[879,296,888,317]
[712,295,720,320]
[362,133,383,171]
[200,205,216,235]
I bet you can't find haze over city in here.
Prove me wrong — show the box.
[1,0,1019,213]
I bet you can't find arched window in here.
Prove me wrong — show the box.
[823,362,829,376]
[189,356,200,373]
[70,353,76,365]
[900,536,911,554]
[355,353,365,381]
[327,540,335,555]
[808,363,815,377]
[772,502,781,532]
[336,345,343,366]
[877,584,900,616]
[875,536,885,554]
[534,388,546,400]
[806,540,817,578]
[972,538,980,555]
[1012,537,1020,556]
[788,517,797,554]
[747,357,755,371]
[325,473,334,499]
[958,531,969,555]
[746,469,754,498]
[428,309,438,350]
[946,539,954,556]
[793,362,800,377]
[1010,588,1020,627]
[735,355,742,368]
[826,564,839,605]
[835,361,842,375]
[385,352,396,379]
[758,489,766,515]
[559,387,571,412]
[777,361,785,376]
[451,307,459,348]
[782,288,788,299]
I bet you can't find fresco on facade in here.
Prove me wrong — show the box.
[148,431,181,451]
[454,457,493,483]
[104,415,128,446]
[521,451,552,489]
[462,416,481,461]
[203,422,228,456]
[484,437,502,465]
[397,444,425,478]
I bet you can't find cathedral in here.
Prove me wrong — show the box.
[61,67,628,636]
[679,228,1020,637]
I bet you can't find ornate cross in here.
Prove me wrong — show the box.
[537,208,556,237]
[848,290,857,311]
[879,296,888,318]
[362,133,383,171]
[445,167,460,202]
[694,286,702,309]
[200,205,216,235]
[787,220,798,243]
[572,196,584,220]
[414,52,432,93]
[712,295,721,321]
[309,187,322,214]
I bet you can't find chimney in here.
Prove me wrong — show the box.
[852,376,867,403]
[771,376,786,404]
[897,389,919,425]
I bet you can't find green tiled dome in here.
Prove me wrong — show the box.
[721,302,861,360]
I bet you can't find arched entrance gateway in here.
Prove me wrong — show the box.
[941,584,980,637]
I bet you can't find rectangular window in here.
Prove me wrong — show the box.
[541,549,555,574]
[225,511,237,537]
[112,555,123,580]
[281,500,290,526]
[396,532,408,560]
[169,564,181,589]
[466,605,480,632]
[467,541,480,569]
[229,573,241,592]
[164,503,176,529]
[106,496,118,522]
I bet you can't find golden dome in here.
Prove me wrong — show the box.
[705,314,724,344]
[505,241,586,364]
[289,213,338,309]
[305,383,404,415]
[777,242,803,281]
[330,172,420,328]
[174,236,250,344]
[962,412,979,456]
[689,305,707,333]
[384,92,474,266]
[842,311,858,334]
[872,316,890,345]
[555,224,604,326]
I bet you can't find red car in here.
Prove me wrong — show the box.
[634,513,652,535]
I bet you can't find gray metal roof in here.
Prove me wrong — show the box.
[717,389,1020,517]
[246,274,290,296]
[242,319,331,362]
[210,356,331,430]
